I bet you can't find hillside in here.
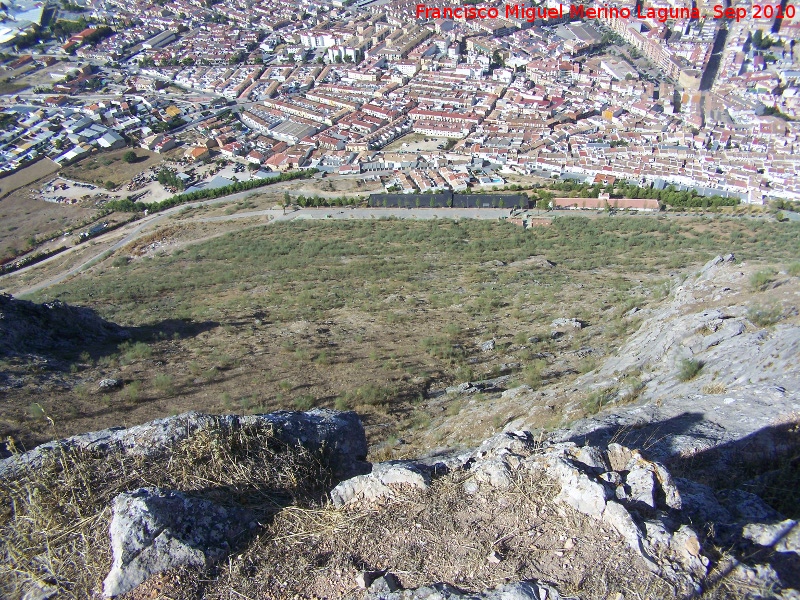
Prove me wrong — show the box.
[0,253,798,598]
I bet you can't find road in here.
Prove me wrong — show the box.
[0,195,512,297]
[0,187,273,296]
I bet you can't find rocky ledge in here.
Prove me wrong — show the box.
[2,409,798,599]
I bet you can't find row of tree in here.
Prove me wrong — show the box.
[545,179,739,208]
[104,170,315,214]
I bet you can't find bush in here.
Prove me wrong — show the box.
[747,304,783,327]
[749,269,775,291]
[292,395,316,411]
[677,358,704,382]
[122,150,137,163]
[119,341,152,363]
[153,373,174,396]
[788,262,800,277]
[112,256,130,268]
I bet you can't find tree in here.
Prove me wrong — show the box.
[123,150,137,163]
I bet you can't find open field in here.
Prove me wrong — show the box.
[60,148,164,187]
[384,132,450,153]
[0,183,98,264]
[0,215,796,457]
[0,81,28,95]
[0,159,60,199]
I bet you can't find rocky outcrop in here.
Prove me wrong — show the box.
[359,575,562,600]
[103,488,254,597]
[0,294,129,359]
[0,409,370,480]
[0,409,370,598]
[334,428,798,597]
[331,461,431,506]
[535,254,800,480]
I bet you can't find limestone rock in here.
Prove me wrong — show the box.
[551,318,582,329]
[743,520,800,554]
[501,385,532,400]
[363,576,561,600]
[102,488,253,597]
[548,455,611,518]
[98,378,122,390]
[0,409,369,480]
[0,294,129,360]
[331,461,430,506]
[480,339,496,352]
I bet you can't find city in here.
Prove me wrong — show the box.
[0,0,798,216]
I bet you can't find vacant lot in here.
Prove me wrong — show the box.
[385,133,449,152]
[0,81,28,95]
[0,182,98,264]
[61,148,164,187]
[0,159,60,200]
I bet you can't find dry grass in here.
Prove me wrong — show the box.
[194,468,679,599]
[702,382,728,395]
[0,421,332,599]
[0,160,60,200]
[60,148,163,187]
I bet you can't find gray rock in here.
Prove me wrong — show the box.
[550,318,582,329]
[626,466,657,508]
[743,520,800,554]
[102,488,253,597]
[0,294,129,360]
[363,577,561,599]
[368,574,401,594]
[602,500,653,567]
[98,378,122,390]
[1,409,369,480]
[716,489,782,522]
[549,455,611,518]
[501,385,533,400]
[548,257,800,481]
[445,375,511,396]
[330,461,430,506]
[480,339,496,352]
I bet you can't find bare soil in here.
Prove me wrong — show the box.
[0,159,60,199]
[0,182,98,264]
[60,148,164,187]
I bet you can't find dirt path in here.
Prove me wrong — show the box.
[2,191,512,297]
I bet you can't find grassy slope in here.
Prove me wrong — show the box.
[2,215,796,456]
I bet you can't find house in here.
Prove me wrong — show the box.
[96,131,126,150]
[186,146,210,161]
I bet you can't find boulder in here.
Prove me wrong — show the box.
[363,576,561,600]
[331,461,430,507]
[0,409,369,480]
[550,318,582,329]
[102,488,254,597]
[98,378,122,390]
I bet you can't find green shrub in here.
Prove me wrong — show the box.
[28,403,45,420]
[677,358,704,382]
[153,373,174,396]
[124,380,141,402]
[747,304,783,327]
[749,269,775,291]
[293,395,316,411]
[119,341,151,363]
[787,262,800,277]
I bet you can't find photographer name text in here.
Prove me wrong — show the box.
[415,3,796,23]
